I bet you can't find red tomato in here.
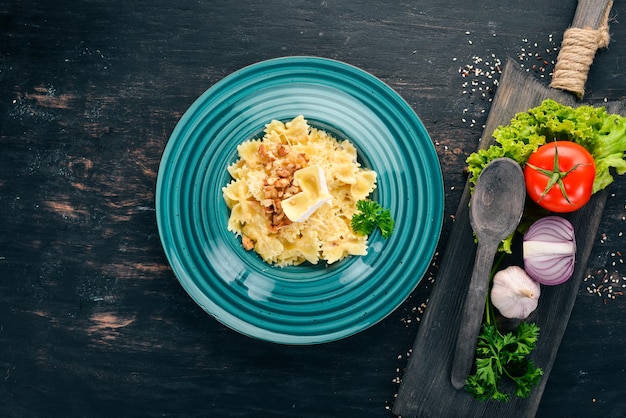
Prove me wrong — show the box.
[524,141,595,212]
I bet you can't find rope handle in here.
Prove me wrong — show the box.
[550,0,613,98]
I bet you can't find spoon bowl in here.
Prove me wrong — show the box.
[469,160,527,241]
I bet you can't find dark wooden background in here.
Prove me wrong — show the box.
[1,1,624,417]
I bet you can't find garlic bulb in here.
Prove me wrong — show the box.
[490,266,541,320]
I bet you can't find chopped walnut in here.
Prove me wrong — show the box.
[274,178,291,189]
[263,185,278,199]
[285,185,300,196]
[258,144,275,161]
[241,235,254,251]
[254,141,306,232]
[277,144,290,157]
[275,168,291,178]
[260,199,276,213]
[295,153,308,169]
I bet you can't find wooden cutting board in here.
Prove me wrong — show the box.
[393,1,622,417]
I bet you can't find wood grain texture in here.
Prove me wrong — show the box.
[571,0,612,29]
[0,0,624,417]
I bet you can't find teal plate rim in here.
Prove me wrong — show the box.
[156,56,444,345]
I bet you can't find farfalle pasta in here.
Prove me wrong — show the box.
[222,115,377,266]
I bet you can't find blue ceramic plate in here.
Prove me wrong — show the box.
[156,57,444,344]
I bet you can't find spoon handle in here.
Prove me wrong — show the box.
[450,238,498,389]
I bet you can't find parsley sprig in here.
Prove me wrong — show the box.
[465,257,544,401]
[466,322,543,401]
[350,200,394,239]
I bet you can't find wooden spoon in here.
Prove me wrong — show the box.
[450,157,526,389]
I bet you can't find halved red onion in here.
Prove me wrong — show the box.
[523,216,576,285]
